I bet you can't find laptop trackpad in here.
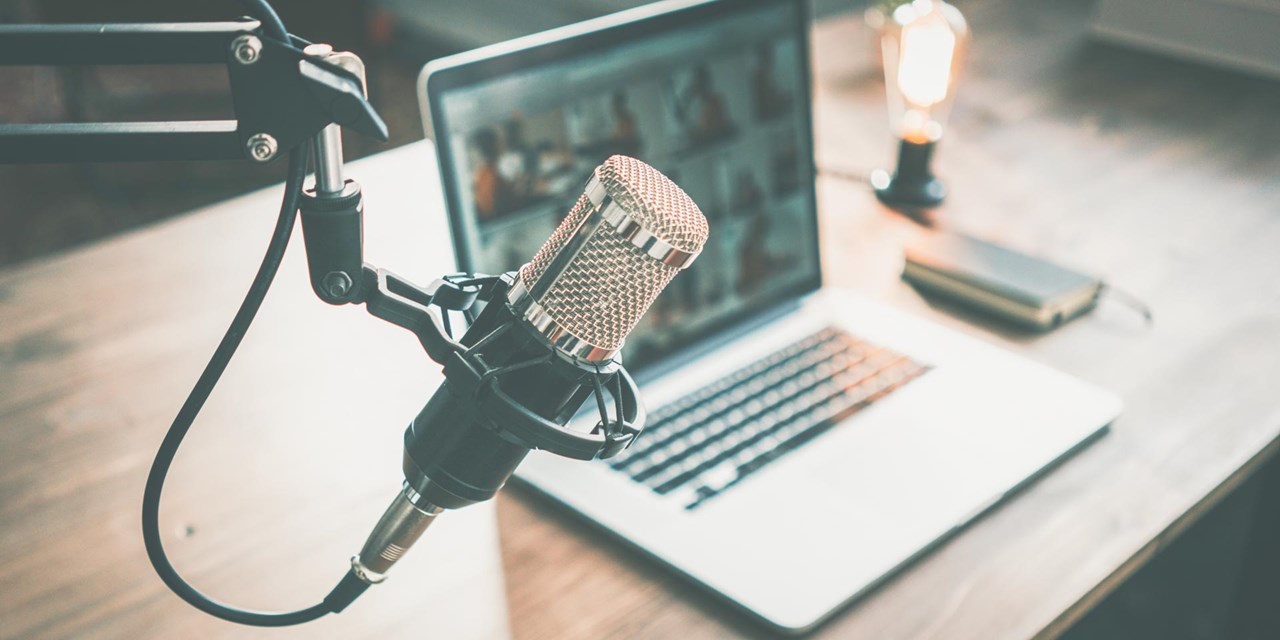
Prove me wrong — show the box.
[801,415,1014,532]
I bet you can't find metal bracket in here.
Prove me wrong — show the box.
[362,268,496,365]
[362,267,645,461]
[0,20,388,163]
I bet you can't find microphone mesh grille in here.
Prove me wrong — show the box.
[519,156,708,352]
[521,193,593,291]
[596,155,709,253]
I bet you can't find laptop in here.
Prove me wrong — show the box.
[418,0,1121,633]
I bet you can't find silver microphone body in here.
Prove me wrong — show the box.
[349,155,708,585]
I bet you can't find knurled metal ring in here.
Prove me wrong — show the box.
[584,172,701,269]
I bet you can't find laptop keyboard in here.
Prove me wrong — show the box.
[608,327,929,510]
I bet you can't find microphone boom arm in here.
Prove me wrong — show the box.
[0,20,388,164]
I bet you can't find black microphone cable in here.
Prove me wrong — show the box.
[139,0,369,627]
[242,0,286,40]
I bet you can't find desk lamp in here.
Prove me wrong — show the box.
[870,0,969,211]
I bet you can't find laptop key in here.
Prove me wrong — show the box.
[609,327,930,507]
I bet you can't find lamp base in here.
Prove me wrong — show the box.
[870,168,946,209]
[871,139,946,214]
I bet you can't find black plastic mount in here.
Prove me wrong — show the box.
[0,20,388,163]
[300,181,366,304]
[361,267,487,364]
[361,269,644,461]
[475,358,643,460]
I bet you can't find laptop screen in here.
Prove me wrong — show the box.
[431,0,819,369]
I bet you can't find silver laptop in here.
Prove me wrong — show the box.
[418,0,1121,633]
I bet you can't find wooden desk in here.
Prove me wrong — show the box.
[4,1,1280,638]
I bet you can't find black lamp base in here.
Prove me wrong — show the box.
[871,169,946,209]
[871,139,946,212]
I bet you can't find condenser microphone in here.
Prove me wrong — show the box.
[345,155,709,588]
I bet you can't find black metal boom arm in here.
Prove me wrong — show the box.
[0,20,388,163]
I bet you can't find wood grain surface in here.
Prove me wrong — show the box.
[3,0,1280,638]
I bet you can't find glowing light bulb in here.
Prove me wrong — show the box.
[880,0,968,143]
[897,15,955,107]
[870,0,969,212]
